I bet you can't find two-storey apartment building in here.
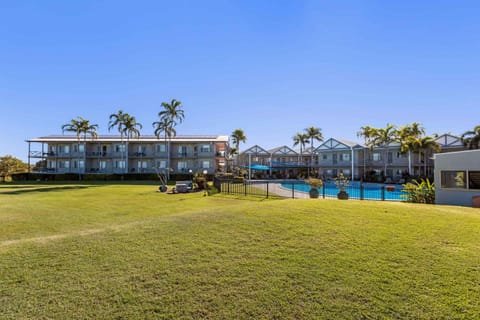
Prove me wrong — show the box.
[235,133,467,181]
[27,135,229,175]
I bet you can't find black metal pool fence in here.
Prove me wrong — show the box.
[213,178,405,201]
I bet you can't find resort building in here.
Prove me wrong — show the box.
[27,135,229,175]
[434,149,480,207]
[236,133,468,182]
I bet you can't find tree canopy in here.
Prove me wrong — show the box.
[0,155,29,181]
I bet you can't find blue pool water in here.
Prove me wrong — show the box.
[281,181,405,201]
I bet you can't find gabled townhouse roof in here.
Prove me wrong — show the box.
[268,145,298,156]
[27,135,229,143]
[315,138,365,152]
[434,133,463,148]
[240,144,270,156]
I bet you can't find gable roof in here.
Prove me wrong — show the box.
[434,134,463,148]
[268,145,298,156]
[315,138,365,152]
[240,144,270,156]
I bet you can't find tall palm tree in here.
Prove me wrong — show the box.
[358,124,397,178]
[108,110,128,173]
[231,129,247,164]
[108,110,127,140]
[396,122,425,175]
[461,125,480,149]
[153,117,176,174]
[159,99,185,125]
[292,132,308,165]
[122,114,142,139]
[108,111,142,173]
[410,136,440,176]
[62,116,98,142]
[156,99,184,178]
[304,127,323,176]
[62,117,98,178]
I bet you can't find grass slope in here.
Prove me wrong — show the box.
[1,183,479,319]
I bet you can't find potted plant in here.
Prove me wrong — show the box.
[305,177,323,198]
[334,172,350,200]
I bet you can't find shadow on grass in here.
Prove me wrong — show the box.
[0,185,95,195]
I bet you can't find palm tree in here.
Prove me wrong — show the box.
[358,124,397,179]
[396,122,425,175]
[62,116,98,142]
[108,110,127,139]
[461,125,480,149]
[292,132,308,165]
[62,117,98,179]
[304,127,323,176]
[231,129,247,163]
[108,111,142,173]
[410,136,440,176]
[153,117,176,174]
[122,114,142,139]
[158,99,185,125]
[155,99,185,178]
[109,110,128,173]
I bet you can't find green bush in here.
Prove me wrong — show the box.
[402,178,435,204]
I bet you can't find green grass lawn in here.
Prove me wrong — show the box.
[1,183,479,319]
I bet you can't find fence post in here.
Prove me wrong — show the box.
[381,185,385,201]
[292,183,294,199]
[322,183,326,199]
[245,182,247,196]
[266,182,269,199]
[360,183,364,200]
[227,182,230,194]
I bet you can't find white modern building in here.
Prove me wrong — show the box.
[434,149,480,207]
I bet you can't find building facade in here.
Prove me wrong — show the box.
[27,135,229,175]
[236,134,467,182]
[434,149,480,207]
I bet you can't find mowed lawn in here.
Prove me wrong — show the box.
[1,183,479,319]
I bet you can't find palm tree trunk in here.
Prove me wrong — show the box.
[423,150,427,176]
[408,150,412,175]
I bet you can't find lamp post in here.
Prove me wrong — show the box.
[189,169,193,181]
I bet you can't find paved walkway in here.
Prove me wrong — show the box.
[253,182,310,199]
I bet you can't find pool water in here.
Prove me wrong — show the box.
[281,181,405,201]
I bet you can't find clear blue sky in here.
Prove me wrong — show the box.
[1,0,479,161]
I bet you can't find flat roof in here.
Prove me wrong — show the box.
[27,135,229,143]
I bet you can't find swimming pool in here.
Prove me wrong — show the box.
[281,181,405,201]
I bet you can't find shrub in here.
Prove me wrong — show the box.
[402,179,435,204]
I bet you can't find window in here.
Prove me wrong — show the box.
[155,144,166,152]
[137,161,148,169]
[48,161,56,168]
[372,153,381,161]
[200,145,211,152]
[178,146,187,156]
[322,154,328,160]
[156,160,167,168]
[115,144,126,152]
[397,152,406,158]
[99,161,107,169]
[343,169,351,176]
[468,171,480,190]
[73,160,85,169]
[59,145,70,154]
[115,160,126,169]
[178,161,187,171]
[202,160,210,169]
[342,153,350,161]
[58,160,69,169]
[441,171,466,189]
[73,144,85,153]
